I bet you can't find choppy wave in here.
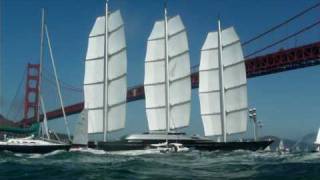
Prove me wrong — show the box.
[1,150,320,179]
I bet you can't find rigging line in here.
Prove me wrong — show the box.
[42,67,83,92]
[242,1,320,46]
[245,19,320,58]
[189,2,320,70]
[42,74,82,93]
[42,67,82,92]
[13,100,23,120]
[5,68,27,118]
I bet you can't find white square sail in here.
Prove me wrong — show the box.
[144,15,191,131]
[84,9,127,136]
[199,26,248,137]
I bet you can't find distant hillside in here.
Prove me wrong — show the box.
[260,134,316,151]
[0,114,15,126]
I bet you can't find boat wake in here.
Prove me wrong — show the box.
[13,149,67,159]
[69,148,106,155]
[106,149,163,156]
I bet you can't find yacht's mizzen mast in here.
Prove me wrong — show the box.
[84,3,127,141]
[217,19,227,142]
[164,2,170,134]
[103,1,109,142]
[144,10,191,132]
[199,20,248,141]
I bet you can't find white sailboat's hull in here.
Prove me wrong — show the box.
[0,138,71,154]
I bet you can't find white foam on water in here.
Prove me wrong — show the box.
[106,149,162,156]
[69,148,106,155]
[43,150,66,157]
[29,153,43,159]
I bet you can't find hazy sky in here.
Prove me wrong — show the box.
[1,0,320,140]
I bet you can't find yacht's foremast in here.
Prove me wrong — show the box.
[217,19,227,142]
[164,2,170,137]
[103,1,109,142]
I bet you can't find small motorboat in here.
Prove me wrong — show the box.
[150,142,189,153]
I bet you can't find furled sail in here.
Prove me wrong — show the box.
[315,128,320,145]
[144,15,191,131]
[84,10,127,135]
[72,110,88,145]
[199,26,248,136]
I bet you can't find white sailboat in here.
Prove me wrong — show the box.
[199,20,248,141]
[143,4,191,152]
[0,9,71,154]
[313,128,320,152]
[265,145,271,152]
[83,3,127,143]
[277,139,289,152]
[78,3,272,152]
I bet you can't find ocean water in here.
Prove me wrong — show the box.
[0,150,320,180]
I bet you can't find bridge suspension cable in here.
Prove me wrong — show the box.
[242,1,320,46]
[6,68,26,119]
[190,2,320,70]
[42,67,83,93]
[245,19,320,58]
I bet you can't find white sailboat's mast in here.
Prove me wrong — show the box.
[103,1,109,142]
[164,1,170,135]
[0,0,2,115]
[217,19,227,142]
[44,25,71,141]
[37,8,45,124]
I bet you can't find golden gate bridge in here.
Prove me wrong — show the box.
[2,2,320,128]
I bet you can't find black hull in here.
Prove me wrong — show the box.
[96,139,273,152]
[0,144,71,154]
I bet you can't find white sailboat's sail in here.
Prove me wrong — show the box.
[84,10,127,134]
[315,128,320,145]
[278,140,284,151]
[144,15,191,131]
[73,110,88,145]
[199,27,248,136]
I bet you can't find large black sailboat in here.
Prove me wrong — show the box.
[78,2,273,152]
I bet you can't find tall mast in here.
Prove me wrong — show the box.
[37,8,45,124]
[0,0,2,115]
[45,25,71,141]
[164,1,170,135]
[217,19,227,142]
[103,1,109,142]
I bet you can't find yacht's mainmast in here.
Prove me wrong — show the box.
[164,1,170,135]
[103,1,109,142]
[217,19,227,142]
